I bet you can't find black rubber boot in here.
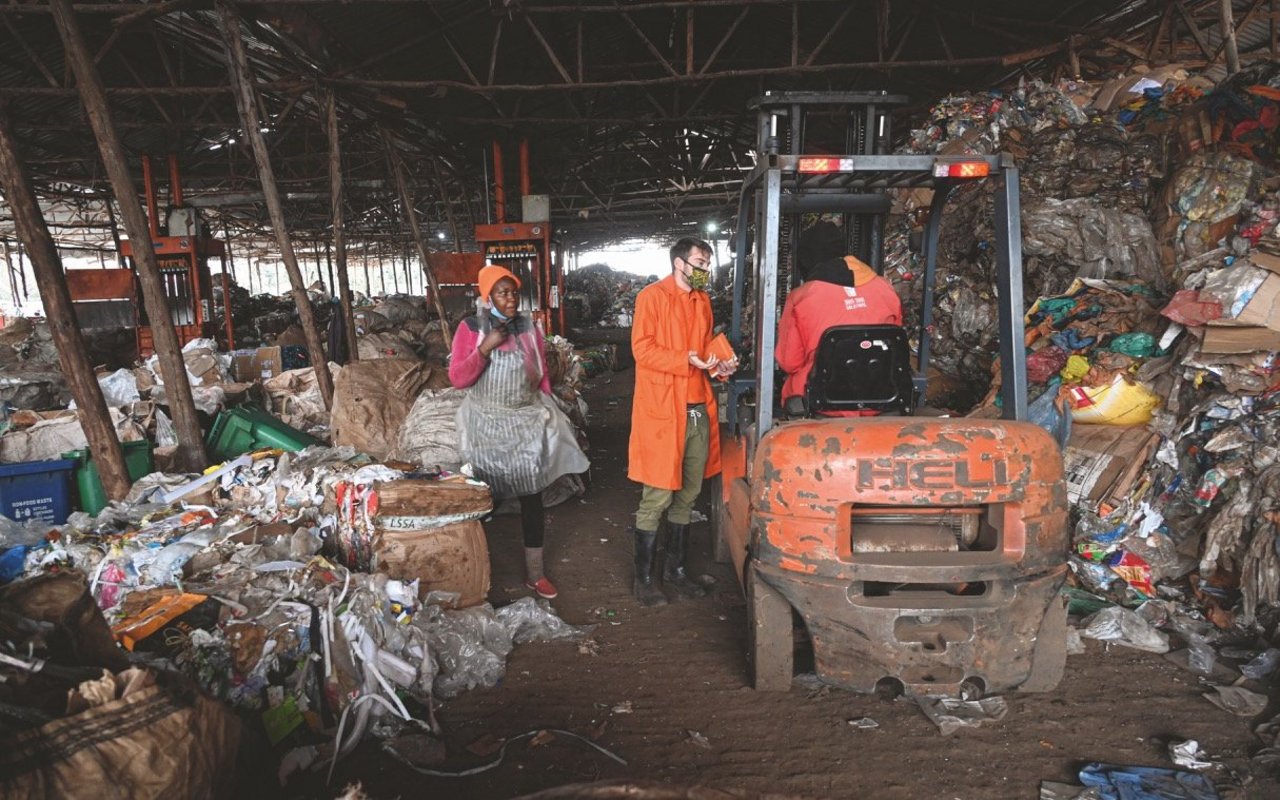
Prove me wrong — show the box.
[632,529,668,607]
[664,523,707,599]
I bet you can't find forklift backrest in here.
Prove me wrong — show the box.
[805,324,914,416]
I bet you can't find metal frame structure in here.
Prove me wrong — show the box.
[0,1,1261,266]
[729,94,1027,435]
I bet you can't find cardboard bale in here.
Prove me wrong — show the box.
[373,519,491,608]
[249,346,282,382]
[330,359,435,459]
[367,479,493,608]
[1063,423,1159,510]
[373,478,492,519]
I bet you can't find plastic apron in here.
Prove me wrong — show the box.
[456,320,589,499]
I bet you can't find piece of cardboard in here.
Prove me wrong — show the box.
[240,345,280,381]
[184,350,221,385]
[1234,272,1280,330]
[1063,423,1159,509]
[1249,251,1280,275]
[1200,324,1280,354]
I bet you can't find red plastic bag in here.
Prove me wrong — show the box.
[1026,346,1068,384]
[1159,289,1222,326]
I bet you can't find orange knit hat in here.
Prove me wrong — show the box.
[477,264,520,301]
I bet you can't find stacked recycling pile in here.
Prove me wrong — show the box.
[885,65,1280,714]
[975,277,1166,437]
[902,80,1088,157]
[890,81,1175,401]
[0,444,588,786]
[1005,124,1162,213]
[0,318,69,410]
[564,264,650,328]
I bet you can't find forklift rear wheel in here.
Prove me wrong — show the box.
[709,475,730,564]
[1018,592,1068,693]
[748,563,793,691]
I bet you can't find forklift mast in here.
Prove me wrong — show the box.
[728,91,1028,435]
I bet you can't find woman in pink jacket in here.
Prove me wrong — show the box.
[449,264,588,599]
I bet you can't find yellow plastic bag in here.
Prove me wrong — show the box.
[1067,375,1161,426]
[1060,354,1091,382]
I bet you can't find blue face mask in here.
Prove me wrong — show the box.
[489,306,511,323]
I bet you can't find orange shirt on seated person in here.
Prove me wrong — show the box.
[775,253,903,411]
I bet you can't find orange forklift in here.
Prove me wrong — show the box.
[715,92,1068,697]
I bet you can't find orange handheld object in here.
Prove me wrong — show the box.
[706,333,736,364]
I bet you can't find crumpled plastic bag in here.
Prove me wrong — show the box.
[422,597,589,698]
[1027,346,1069,384]
[154,409,178,448]
[1078,762,1220,800]
[1202,685,1268,717]
[495,596,590,645]
[68,368,140,409]
[1028,380,1071,449]
[422,604,513,698]
[1080,606,1170,653]
[914,695,1008,735]
[1160,289,1222,326]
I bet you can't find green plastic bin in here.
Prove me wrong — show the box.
[62,440,155,516]
[206,406,322,461]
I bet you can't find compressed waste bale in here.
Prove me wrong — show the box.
[392,388,465,471]
[1022,198,1165,292]
[357,331,422,361]
[330,359,434,459]
[371,479,493,608]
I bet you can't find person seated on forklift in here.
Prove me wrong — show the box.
[776,221,903,415]
[449,264,590,601]
[628,237,735,607]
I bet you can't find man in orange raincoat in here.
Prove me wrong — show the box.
[628,237,735,606]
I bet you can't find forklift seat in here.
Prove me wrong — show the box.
[804,324,915,416]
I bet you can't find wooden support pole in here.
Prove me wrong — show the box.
[2,240,19,309]
[324,240,335,297]
[1220,0,1241,74]
[0,109,131,500]
[48,0,208,472]
[325,96,351,324]
[432,158,462,253]
[216,1,334,408]
[381,128,453,351]
[15,241,29,302]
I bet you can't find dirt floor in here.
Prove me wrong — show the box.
[315,366,1279,800]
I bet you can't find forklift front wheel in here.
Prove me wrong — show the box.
[748,563,793,691]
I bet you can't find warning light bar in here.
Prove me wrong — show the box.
[798,157,856,173]
[933,160,990,178]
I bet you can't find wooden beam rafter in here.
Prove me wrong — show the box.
[523,13,573,83]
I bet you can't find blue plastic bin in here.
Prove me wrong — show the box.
[0,458,77,525]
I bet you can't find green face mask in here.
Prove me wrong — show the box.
[686,266,710,291]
